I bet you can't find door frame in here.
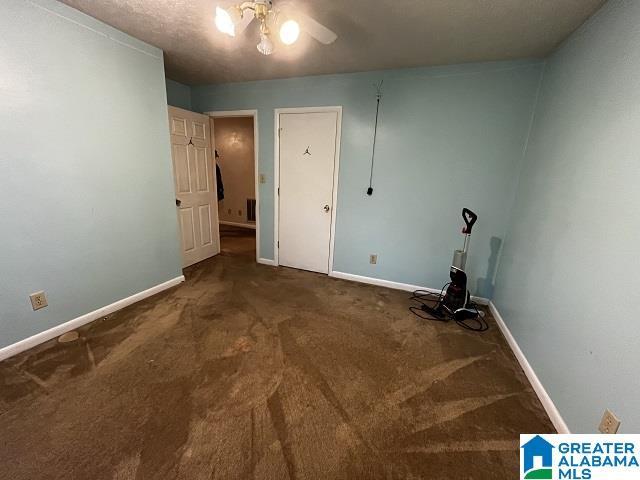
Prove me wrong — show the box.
[205,109,260,264]
[274,106,343,272]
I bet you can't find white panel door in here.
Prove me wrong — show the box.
[168,107,220,267]
[278,111,339,273]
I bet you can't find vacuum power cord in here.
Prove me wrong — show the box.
[409,286,489,332]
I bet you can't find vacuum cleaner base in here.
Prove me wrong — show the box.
[409,208,489,332]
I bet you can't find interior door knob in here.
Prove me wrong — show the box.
[323,204,330,213]
[176,198,182,207]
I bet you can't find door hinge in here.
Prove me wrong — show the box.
[277,241,280,248]
[277,187,280,196]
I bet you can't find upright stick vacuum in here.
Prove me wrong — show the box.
[410,208,488,331]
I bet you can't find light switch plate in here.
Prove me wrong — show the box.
[30,291,48,311]
[369,254,378,265]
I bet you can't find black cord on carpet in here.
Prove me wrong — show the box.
[409,284,489,332]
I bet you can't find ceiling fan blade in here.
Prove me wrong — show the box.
[275,3,337,45]
[235,9,255,35]
[296,12,337,45]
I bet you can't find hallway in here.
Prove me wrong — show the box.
[219,224,256,260]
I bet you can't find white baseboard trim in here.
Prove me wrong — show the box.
[329,270,565,431]
[329,271,489,305]
[0,275,185,362]
[257,258,277,266]
[219,221,256,230]
[489,301,569,433]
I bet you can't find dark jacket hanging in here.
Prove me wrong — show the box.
[216,163,224,201]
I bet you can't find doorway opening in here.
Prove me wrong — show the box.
[207,110,259,262]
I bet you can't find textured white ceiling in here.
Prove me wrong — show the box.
[58,0,607,85]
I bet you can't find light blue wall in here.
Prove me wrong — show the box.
[192,61,544,296]
[0,0,182,349]
[494,0,640,432]
[166,78,192,110]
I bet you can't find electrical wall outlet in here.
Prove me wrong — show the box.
[30,291,48,311]
[598,409,621,434]
[369,254,378,265]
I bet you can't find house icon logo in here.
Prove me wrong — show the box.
[521,435,554,479]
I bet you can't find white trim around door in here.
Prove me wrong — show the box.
[205,110,260,264]
[274,106,343,271]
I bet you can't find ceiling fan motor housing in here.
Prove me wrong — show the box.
[251,0,272,21]
[217,0,337,55]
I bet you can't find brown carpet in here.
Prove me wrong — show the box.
[0,225,554,479]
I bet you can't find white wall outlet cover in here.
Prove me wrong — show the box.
[29,291,48,311]
[598,409,621,434]
[369,254,378,265]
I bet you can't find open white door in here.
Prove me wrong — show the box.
[168,107,220,267]
[277,108,341,274]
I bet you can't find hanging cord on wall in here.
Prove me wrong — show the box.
[367,80,384,196]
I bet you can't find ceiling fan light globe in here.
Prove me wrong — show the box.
[279,19,300,45]
[257,32,274,55]
[215,6,235,36]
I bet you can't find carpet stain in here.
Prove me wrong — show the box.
[0,226,554,479]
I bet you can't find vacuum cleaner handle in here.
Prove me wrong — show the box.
[462,208,478,234]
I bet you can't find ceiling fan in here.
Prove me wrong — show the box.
[214,0,338,55]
